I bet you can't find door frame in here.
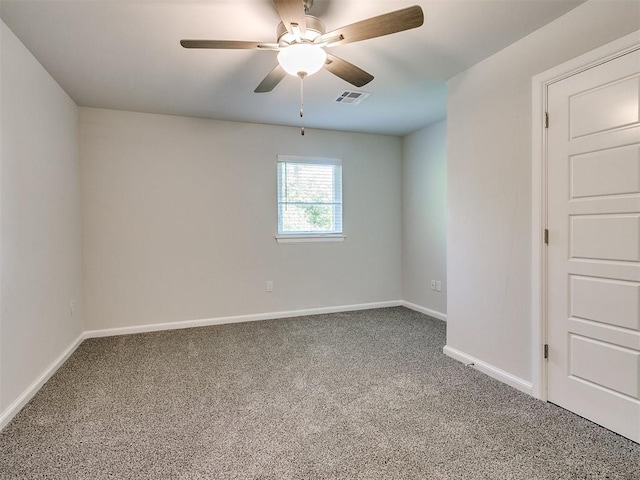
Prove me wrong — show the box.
[531,30,640,401]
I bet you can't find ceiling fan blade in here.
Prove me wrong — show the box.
[255,64,287,93]
[321,5,424,47]
[325,54,374,88]
[180,40,279,51]
[273,0,307,37]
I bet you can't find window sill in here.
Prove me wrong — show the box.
[275,234,345,244]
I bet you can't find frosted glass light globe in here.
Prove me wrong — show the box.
[277,44,327,77]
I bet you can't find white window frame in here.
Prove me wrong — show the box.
[276,155,345,244]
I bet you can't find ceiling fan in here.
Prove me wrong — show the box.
[180,0,424,93]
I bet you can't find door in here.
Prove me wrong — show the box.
[547,48,640,442]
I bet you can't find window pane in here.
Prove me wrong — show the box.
[280,204,337,232]
[281,163,334,203]
[277,157,342,235]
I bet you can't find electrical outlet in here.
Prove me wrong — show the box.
[266,281,274,292]
[430,280,436,290]
[436,281,442,292]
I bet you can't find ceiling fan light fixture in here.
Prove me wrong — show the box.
[277,44,327,77]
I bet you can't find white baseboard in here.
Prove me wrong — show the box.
[443,345,533,396]
[0,332,86,431]
[401,301,447,321]
[84,300,404,338]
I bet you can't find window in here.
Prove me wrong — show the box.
[277,155,343,242]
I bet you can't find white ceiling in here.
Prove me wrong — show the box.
[0,0,585,135]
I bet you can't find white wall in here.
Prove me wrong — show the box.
[446,1,640,383]
[80,108,402,331]
[0,21,83,412]
[401,120,447,317]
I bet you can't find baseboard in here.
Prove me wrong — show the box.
[0,332,86,431]
[401,301,447,321]
[84,300,404,338]
[443,345,533,396]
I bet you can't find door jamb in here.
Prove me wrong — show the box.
[531,31,640,401]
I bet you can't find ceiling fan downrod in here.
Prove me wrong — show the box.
[299,72,305,136]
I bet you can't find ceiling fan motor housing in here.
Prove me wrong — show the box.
[277,15,326,45]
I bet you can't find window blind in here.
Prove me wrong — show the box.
[277,155,343,235]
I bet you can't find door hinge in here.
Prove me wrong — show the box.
[544,229,549,245]
[544,344,549,360]
[544,112,549,129]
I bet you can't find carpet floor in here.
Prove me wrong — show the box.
[0,307,638,479]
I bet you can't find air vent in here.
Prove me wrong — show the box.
[333,91,372,105]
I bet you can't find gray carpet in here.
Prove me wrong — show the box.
[0,307,638,479]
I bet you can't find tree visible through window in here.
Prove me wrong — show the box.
[277,156,342,235]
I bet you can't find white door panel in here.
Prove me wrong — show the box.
[569,75,640,138]
[568,318,640,351]
[567,125,640,155]
[568,196,640,216]
[570,335,640,399]
[561,376,638,441]
[570,214,640,262]
[571,276,640,330]
[570,145,640,198]
[568,259,640,282]
[547,48,640,443]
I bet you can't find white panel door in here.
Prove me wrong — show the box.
[547,48,640,443]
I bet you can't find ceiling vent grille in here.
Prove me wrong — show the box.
[333,91,372,105]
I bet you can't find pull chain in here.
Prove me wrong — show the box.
[299,73,306,136]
